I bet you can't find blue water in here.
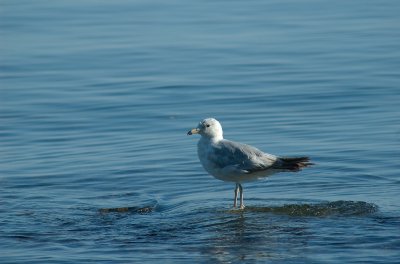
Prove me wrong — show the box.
[1,0,399,263]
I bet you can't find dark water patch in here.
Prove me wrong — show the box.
[227,201,378,217]
[95,195,158,215]
[85,192,159,212]
[98,206,154,214]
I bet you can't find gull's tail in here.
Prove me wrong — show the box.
[278,157,314,172]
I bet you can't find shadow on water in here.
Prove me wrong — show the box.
[225,200,379,217]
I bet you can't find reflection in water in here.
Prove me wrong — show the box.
[204,209,305,262]
[206,212,309,262]
[203,200,378,262]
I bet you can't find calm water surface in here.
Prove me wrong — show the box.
[1,0,399,263]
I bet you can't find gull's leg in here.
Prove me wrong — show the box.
[233,183,239,208]
[239,184,245,209]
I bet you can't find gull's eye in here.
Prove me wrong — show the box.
[206,124,210,128]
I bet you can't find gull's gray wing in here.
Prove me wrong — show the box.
[209,139,277,173]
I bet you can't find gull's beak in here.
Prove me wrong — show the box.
[187,128,200,135]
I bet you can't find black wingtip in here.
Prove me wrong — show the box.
[280,156,314,171]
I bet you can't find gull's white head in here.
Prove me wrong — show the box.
[187,118,223,140]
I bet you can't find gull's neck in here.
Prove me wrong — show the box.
[202,134,223,143]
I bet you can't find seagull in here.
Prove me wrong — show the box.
[187,118,312,209]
